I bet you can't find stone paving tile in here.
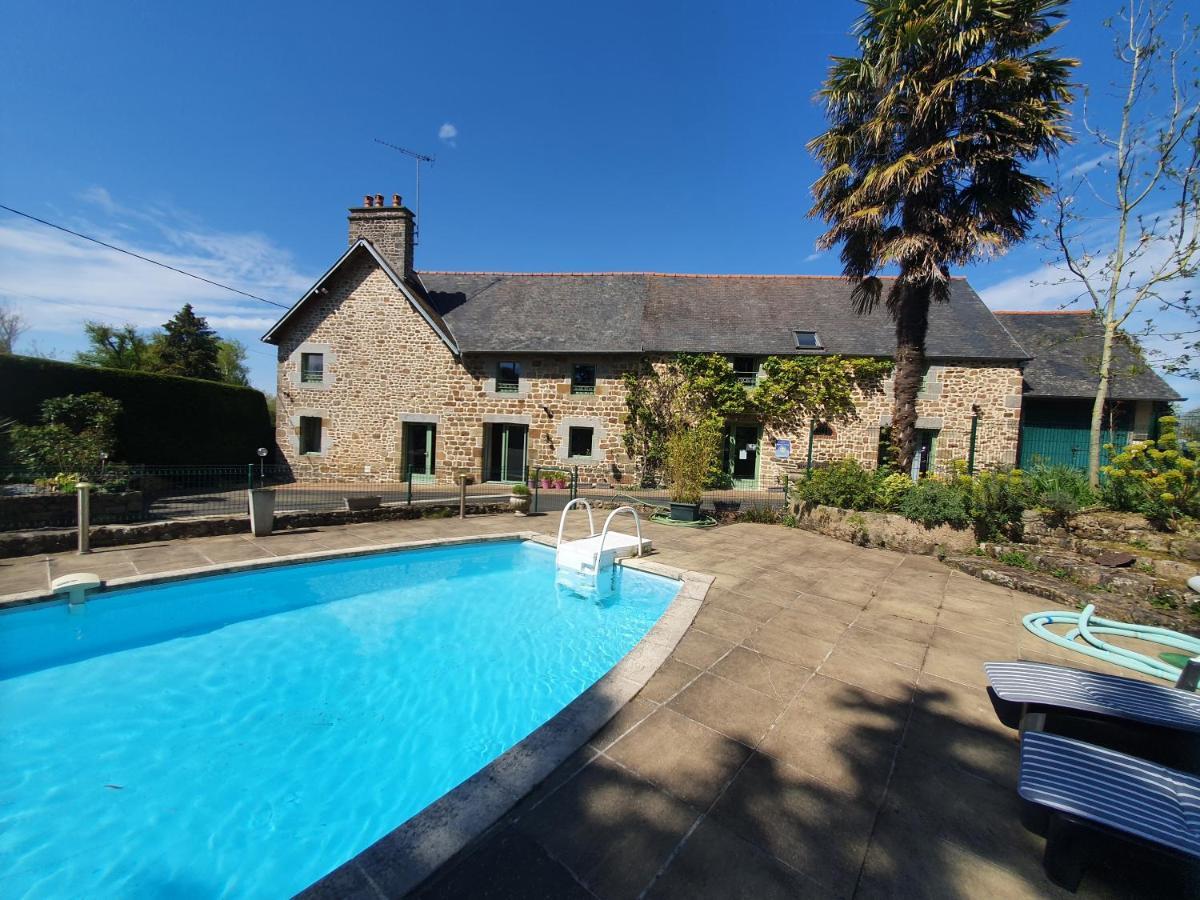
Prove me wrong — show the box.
[636,657,701,704]
[0,558,48,593]
[414,827,593,900]
[515,754,701,900]
[937,606,1023,642]
[670,630,735,669]
[758,676,907,802]
[782,590,865,623]
[690,604,758,643]
[836,623,927,669]
[703,589,783,624]
[863,594,941,624]
[603,708,750,810]
[645,816,826,900]
[667,672,785,747]
[45,552,139,583]
[766,606,849,643]
[742,624,835,669]
[712,751,878,895]
[708,646,811,702]
[819,648,919,703]
[852,609,936,644]
[588,697,658,752]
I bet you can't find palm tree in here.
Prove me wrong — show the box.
[809,0,1076,472]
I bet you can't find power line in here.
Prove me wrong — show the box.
[0,203,290,309]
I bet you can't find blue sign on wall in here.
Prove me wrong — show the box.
[774,439,791,460]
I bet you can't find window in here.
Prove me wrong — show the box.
[299,416,323,454]
[730,355,758,386]
[568,426,594,459]
[813,421,834,438]
[496,361,521,393]
[793,330,823,350]
[571,363,596,394]
[300,352,324,384]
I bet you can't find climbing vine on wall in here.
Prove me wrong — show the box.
[622,353,892,486]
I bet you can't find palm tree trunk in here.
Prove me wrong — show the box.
[891,283,931,474]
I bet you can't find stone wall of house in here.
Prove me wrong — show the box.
[273,254,1023,486]
[273,253,644,484]
[760,362,1024,482]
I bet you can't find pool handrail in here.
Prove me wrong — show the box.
[597,506,643,560]
[556,498,597,549]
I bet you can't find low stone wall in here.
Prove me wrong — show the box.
[1021,509,1200,561]
[0,491,145,530]
[0,501,509,558]
[792,503,976,555]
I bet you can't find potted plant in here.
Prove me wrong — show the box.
[666,421,721,522]
[509,482,531,515]
[554,475,568,490]
[541,474,554,489]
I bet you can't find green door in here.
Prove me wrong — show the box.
[486,423,528,482]
[1018,424,1129,472]
[403,422,436,483]
[725,425,760,488]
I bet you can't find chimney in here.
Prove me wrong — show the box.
[348,192,414,278]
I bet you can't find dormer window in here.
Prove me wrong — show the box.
[793,330,823,350]
[496,361,521,393]
[730,356,759,386]
[300,352,325,384]
[571,363,596,394]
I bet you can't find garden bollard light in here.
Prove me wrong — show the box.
[76,482,92,554]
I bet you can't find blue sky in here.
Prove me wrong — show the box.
[0,0,1193,400]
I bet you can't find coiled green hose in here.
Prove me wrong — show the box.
[1023,604,1200,681]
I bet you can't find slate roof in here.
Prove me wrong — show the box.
[994,312,1182,401]
[418,272,1028,361]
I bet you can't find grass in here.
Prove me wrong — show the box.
[997,549,1037,571]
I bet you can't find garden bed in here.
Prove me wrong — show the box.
[792,503,976,555]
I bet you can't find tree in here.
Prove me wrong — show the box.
[0,300,26,353]
[1049,2,1199,487]
[153,304,220,380]
[809,0,1075,471]
[75,322,153,370]
[217,339,250,386]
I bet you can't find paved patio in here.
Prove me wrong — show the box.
[0,515,1188,897]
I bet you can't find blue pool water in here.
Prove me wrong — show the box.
[0,539,678,898]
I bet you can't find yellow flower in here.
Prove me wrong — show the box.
[1161,492,1176,503]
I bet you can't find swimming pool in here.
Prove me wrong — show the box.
[0,538,681,898]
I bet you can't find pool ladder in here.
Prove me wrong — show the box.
[555,499,648,575]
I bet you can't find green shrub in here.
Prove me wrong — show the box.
[666,419,722,505]
[795,458,877,510]
[737,504,781,524]
[899,479,970,529]
[510,482,530,496]
[1101,416,1200,528]
[11,393,121,473]
[963,469,1028,540]
[0,354,271,464]
[874,472,914,511]
[1022,462,1094,522]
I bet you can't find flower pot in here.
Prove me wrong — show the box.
[541,479,553,489]
[554,479,567,489]
[247,488,276,536]
[669,501,702,522]
[509,494,531,515]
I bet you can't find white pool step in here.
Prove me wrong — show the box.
[555,500,648,575]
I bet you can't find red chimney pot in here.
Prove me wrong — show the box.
[374,193,384,207]
[392,193,402,208]
[363,194,373,207]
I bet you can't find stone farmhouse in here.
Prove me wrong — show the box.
[262,195,1177,487]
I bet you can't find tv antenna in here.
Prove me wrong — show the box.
[374,138,435,243]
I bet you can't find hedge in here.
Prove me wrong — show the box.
[1,355,273,465]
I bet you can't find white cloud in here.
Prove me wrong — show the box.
[0,193,312,340]
[804,251,824,263]
[438,122,458,147]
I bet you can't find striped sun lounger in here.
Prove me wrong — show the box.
[1019,730,1200,890]
[984,661,1200,734]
